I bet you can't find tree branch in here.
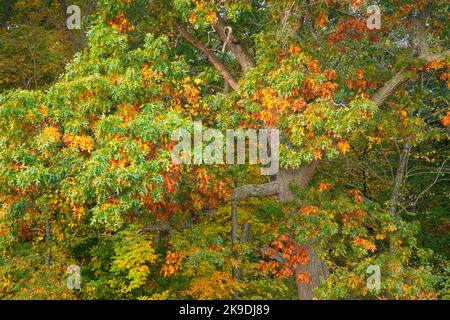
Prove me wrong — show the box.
[373,50,449,107]
[231,181,280,201]
[372,1,449,107]
[412,158,449,207]
[213,15,256,73]
[372,71,410,107]
[177,24,239,90]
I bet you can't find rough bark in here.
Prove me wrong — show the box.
[232,181,280,201]
[294,245,329,300]
[231,161,319,201]
[231,200,239,297]
[231,203,250,299]
[231,207,249,299]
[372,71,410,107]
[276,161,320,201]
[275,162,328,300]
[231,200,238,246]
[372,49,450,107]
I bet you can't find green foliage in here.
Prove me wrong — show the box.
[0,0,448,300]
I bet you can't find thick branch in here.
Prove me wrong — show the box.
[177,24,239,90]
[214,16,256,73]
[372,71,410,107]
[231,181,280,201]
[231,161,319,202]
[421,50,450,63]
[373,3,447,106]
[372,1,448,107]
[126,221,172,244]
[373,50,449,107]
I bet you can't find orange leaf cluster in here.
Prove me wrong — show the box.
[337,140,350,155]
[351,0,365,10]
[300,205,319,216]
[342,208,365,226]
[110,13,135,32]
[441,112,450,126]
[328,18,378,46]
[187,271,237,299]
[42,126,61,142]
[295,271,313,284]
[161,250,183,277]
[71,203,85,220]
[426,59,446,71]
[354,237,376,252]
[319,183,332,192]
[349,189,363,202]
[253,87,289,126]
[205,11,217,24]
[288,44,300,55]
[64,133,94,153]
[316,12,328,29]
[259,235,311,283]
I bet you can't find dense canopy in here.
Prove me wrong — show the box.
[0,0,448,300]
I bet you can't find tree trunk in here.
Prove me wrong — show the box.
[45,216,51,266]
[294,244,328,300]
[231,200,239,299]
[275,161,319,201]
[390,140,411,216]
[275,162,328,300]
[232,160,328,299]
[60,0,88,51]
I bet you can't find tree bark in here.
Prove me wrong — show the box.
[232,160,327,299]
[275,161,320,201]
[275,162,328,300]
[294,245,329,300]
[390,140,411,216]
[231,201,250,299]
[213,16,256,73]
[231,161,319,201]
[232,181,280,201]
